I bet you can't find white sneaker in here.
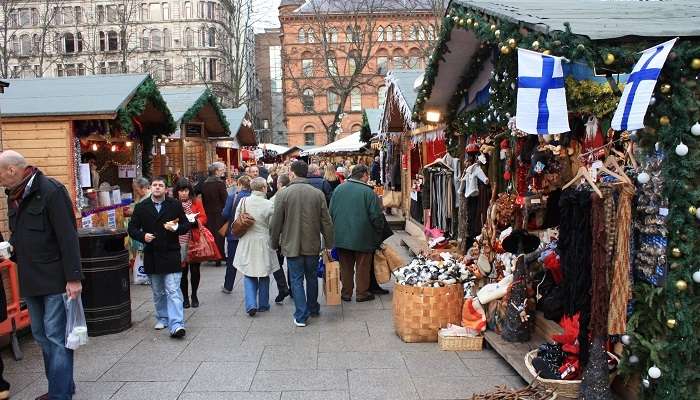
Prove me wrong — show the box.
[293,318,307,327]
[154,322,166,330]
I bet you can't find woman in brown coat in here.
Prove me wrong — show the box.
[200,162,228,265]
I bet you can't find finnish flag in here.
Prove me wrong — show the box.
[516,49,570,135]
[611,38,678,132]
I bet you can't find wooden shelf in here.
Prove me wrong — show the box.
[484,330,543,384]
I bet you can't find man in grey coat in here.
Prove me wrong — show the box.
[270,160,334,327]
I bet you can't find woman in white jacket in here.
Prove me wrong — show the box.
[233,177,280,316]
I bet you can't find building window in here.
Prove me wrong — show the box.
[96,5,105,23]
[207,27,216,46]
[19,8,31,26]
[151,29,162,50]
[140,3,149,21]
[185,58,195,82]
[395,26,403,41]
[298,28,306,43]
[184,1,192,18]
[304,128,315,145]
[10,35,19,54]
[302,57,313,77]
[162,3,170,20]
[269,46,282,93]
[20,34,32,56]
[62,7,74,25]
[149,3,161,20]
[62,32,83,54]
[408,48,422,69]
[302,89,314,112]
[32,34,40,53]
[376,56,388,75]
[163,28,171,49]
[325,28,338,43]
[392,49,405,69]
[109,61,121,74]
[326,52,338,77]
[142,29,150,49]
[327,90,339,112]
[377,85,387,108]
[377,26,385,41]
[348,53,358,75]
[307,29,315,43]
[385,26,393,42]
[209,58,217,80]
[351,124,362,133]
[31,8,39,26]
[56,63,86,77]
[350,88,361,111]
[74,6,82,23]
[107,5,118,22]
[427,25,436,40]
[184,28,194,48]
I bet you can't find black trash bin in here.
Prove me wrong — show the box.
[78,228,131,336]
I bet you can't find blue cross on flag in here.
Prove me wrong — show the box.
[516,49,570,135]
[611,38,678,132]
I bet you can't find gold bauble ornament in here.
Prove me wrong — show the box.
[671,262,680,270]
[466,18,473,26]
[691,58,700,70]
[490,24,496,31]
[507,38,517,48]
[473,21,479,29]
[543,50,552,55]
[671,247,682,258]
[604,53,615,65]
[500,46,511,55]
[531,41,540,50]
[676,280,688,291]
[659,116,670,126]
[666,319,677,329]
[690,206,697,215]
[459,19,465,26]
[660,83,672,94]
[494,29,501,38]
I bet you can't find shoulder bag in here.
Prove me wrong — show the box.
[232,198,255,237]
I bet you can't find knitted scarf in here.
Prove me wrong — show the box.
[8,166,38,209]
[608,182,635,335]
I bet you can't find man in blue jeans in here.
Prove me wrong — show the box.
[0,151,83,400]
[270,161,334,327]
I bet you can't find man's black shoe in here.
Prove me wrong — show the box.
[356,294,376,302]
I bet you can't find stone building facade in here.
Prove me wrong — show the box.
[278,0,440,147]
[255,27,287,145]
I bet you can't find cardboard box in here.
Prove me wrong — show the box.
[323,253,341,305]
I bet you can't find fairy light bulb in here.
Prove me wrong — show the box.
[126,141,133,147]
[111,144,117,152]
[91,143,98,151]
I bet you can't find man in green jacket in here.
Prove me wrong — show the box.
[329,164,384,302]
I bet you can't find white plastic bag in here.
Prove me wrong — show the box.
[133,252,150,285]
[64,294,88,350]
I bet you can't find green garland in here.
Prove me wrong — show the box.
[180,89,231,134]
[116,76,177,136]
[414,2,700,399]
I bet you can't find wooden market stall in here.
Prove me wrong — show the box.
[219,106,257,174]
[0,74,175,233]
[155,87,230,180]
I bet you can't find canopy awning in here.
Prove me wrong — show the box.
[304,132,368,155]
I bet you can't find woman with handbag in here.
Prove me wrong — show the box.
[232,177,279,316]
[175,179,208,308]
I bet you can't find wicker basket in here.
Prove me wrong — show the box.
[438,332,483,351]
[525,350,619,399]
[393,283,463,343]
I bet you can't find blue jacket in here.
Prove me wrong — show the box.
[222,189,251,241]
[306,175,332,205]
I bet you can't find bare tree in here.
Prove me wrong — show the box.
[400,0,445,61]
[34,0,67,77]
[283,0,390,144]
[0,0,29,78]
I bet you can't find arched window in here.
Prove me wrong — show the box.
[76,32,83,52]
[302,88,314,112]
[307,28,315,43]
[395,25,402,41]
[325,27,338,43]
[304,125,315,145]
[377,85,387,108]
[200,25,206,47]
[184,1,192,18]
[10,35,19,54]
[326,51,338,76]
[427,25,435,40]
[301,51,313,77]
[99,31,106,51]
[392,48,405,69]
[350,88,361,111]
[327,90,339,112]
[20,34,32,55]
[163,28,171,49]
[62,32,74,53]
[408,48,421,69]
[345,26,353,42]
[376,48,388,74]
[31,8,39,25]
[151,29,162,50]
[351,123,362,133]
[107,30,118,51]
[298,28,306,43]
[141,29,149,49]
[385,25,393,42]
[208,27,216,47]
[32,34,40,53]
[377,26,385,41]
[162,3,170,20]
[409,25,419,41]
[184,28,194,48]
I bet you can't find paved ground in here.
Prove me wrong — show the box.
[2,233,524,400]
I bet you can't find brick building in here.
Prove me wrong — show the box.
[278,0,442,147]
[255,28,287,145]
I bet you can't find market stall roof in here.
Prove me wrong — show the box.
[381,69,424,133]
[160,86,230,137]
[364,109,383,135]
[258,143,291,155]
[304,132,368,155]
[417,0,700,118]
[222,106,256,146]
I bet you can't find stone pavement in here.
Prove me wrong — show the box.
[2,233,524,400]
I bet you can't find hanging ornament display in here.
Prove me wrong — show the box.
[659,83,672,94]
[671,247,682,258]
[675,141,689,156]
[691,122,700,136]
[696,207,700,220]
[507,38,517,48]
[666,319,677,329]
[642,378,651,388]
[637,172,651,184]
[531,40,540,50]
[675,280,688,291]
[649,96,657,106]
[500,45,511,55]
[629,355,640,365]
[603,53,616,65]
[648,366,662,379]
[659,116,670,126]
[692,270,700,283]
[689,206,697,216]
[494,29,501,38]
[691,58,700,70]
[621,335,632,345]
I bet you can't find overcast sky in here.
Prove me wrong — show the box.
[253,0,282,32]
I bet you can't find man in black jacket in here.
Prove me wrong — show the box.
[128,177,190,338]
[0,150,82,400]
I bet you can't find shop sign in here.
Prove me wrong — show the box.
[118,165,137,178]
[81,214,93,229]
[184,123,204,137]
[107,210,117,228]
